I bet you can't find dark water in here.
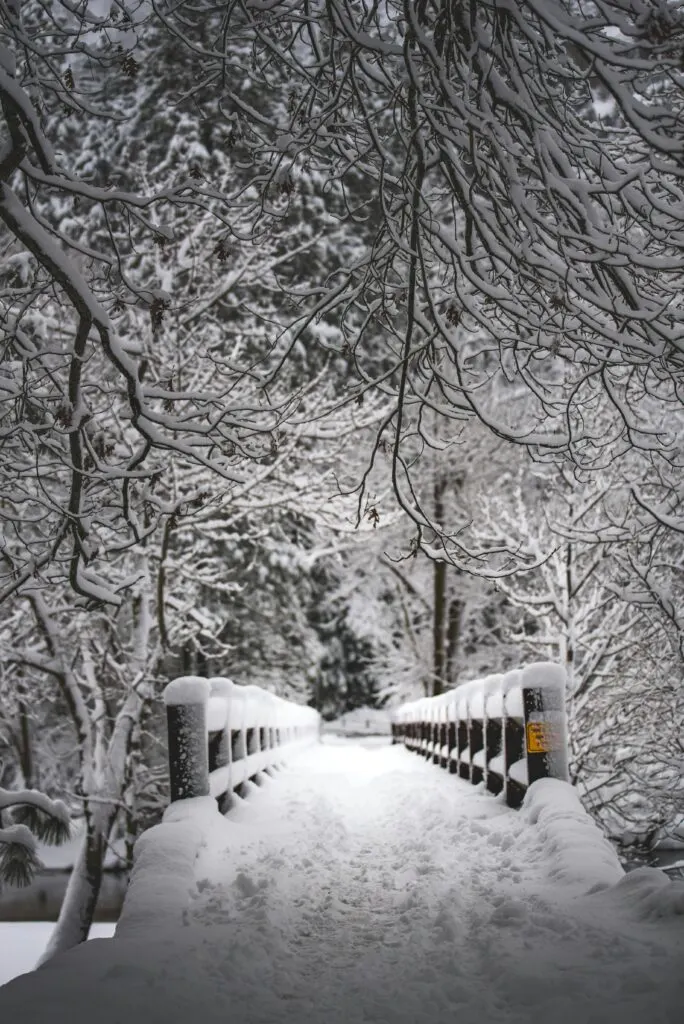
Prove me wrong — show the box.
[0,869,128,922]
[619,846,684,879]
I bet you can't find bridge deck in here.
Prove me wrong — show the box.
[0,739,682,1024]
[183,740,682,1024]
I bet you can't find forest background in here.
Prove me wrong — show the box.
[0,0,683,959]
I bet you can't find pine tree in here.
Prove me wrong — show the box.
[0,788,69,888]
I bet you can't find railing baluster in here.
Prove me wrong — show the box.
[164,678,210,802]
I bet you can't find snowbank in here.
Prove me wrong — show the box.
[524,779,684,918]
[0,923,115,988]
[524,778,624,891]
[116,796,231,940]
[596,866,684,920]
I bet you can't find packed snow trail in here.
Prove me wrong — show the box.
[0,739,683,1024]
[183,740,684,1024]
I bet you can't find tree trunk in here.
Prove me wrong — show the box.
[38,808,114,965]
[432,474,448,696]
[433,559,446,696]
[446,597,464,682]
[17,699,34,789]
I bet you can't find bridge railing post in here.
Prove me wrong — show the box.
[521,663,569,788]
[438,700,448,768]
[484,675,504,796]
[164,677,211,803]
[457,686,470,780]
[208,678,234,811]
[426,705,434,760]
[469,687,485,786]
[447,706,457,774]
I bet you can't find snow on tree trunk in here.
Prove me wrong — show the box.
[38,809,114,964]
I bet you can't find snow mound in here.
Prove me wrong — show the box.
[116,796,230,940]
[524,778,624,891]
[596,866,684,921]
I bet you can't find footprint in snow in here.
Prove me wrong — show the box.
[488,898,527,926]
[234,871,266,898]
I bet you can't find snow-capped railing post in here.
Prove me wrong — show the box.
[484,675,504,796]
[438,700,448,768]
[206,678,234,813]
[164,677,211,803]
[456,708,468,780]
[447,714,457,775]
[392,662,569,809]
[208,678,233,772]
[469,692,485,786]
[500,670,524,805]
[520,664,569,798]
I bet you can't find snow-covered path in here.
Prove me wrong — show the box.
[1,739,682,1024]
[183,739,684,1024]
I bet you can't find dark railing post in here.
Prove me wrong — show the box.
[470,720,484,784]
[485,713,503,796]
[447,717,457,774]
[164,677,210,802]
[502,670,525,808]
[521,663,569,787]
[439,714,448,768]
[209,677,233,771]
[209,678,233,811]
[457,715,469,780]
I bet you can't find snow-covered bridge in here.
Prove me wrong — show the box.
[0,673,683,1024]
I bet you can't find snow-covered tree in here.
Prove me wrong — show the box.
[474,453,684,842]
[145,0,684,561]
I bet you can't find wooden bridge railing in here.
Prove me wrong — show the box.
[163,676,320,810]
[391,662,569,808]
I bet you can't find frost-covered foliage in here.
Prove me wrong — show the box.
[4,0,684,588]
[135,0,684,564]
[0,0,386,953]
[472,449,684,845]
[0,0,381,606]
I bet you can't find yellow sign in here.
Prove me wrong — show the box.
[527,721,554,754]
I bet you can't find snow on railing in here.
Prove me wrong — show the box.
[391,662,569,808]
[163,677,320,809]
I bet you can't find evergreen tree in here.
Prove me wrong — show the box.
[0,787,69,888]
